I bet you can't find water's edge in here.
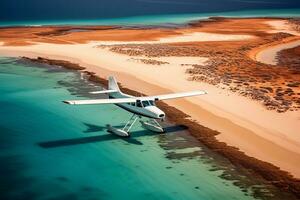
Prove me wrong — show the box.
[19,56,300,199]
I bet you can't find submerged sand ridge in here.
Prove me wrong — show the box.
[0,17,300,180]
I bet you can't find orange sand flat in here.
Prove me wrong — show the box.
[0,18,274,45]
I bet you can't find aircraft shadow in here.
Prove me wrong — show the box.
[37,124,188,148]
[83,123,123,133]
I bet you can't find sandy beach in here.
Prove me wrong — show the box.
[255,39,300,65]
[0,17,300,180]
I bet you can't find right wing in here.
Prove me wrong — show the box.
[63,98,136,105]
[143,90,207,101]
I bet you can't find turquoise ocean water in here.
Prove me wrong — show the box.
[1,8,300,27]
[0,57,297,200]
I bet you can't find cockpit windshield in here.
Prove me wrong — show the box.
[142,101,150,107]
[141,100,155,107]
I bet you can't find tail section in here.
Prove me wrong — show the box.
[108,76,120,92]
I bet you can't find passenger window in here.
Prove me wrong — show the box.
[136,101,143,107]
[130,102,136,106]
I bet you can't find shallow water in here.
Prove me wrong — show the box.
[0,57,296,200]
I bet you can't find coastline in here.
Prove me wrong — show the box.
[17,56,300,198]
[3,56,266,200]
[0,16,300,196]
[1,40,299,178]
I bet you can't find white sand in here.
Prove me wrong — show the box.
[255,39,300,65]
[91,32,254,45]
[248,20,300,65]
[253,20,300,65]
[1,42,300,177]
[266,20,300,36]
[157,32,254,43]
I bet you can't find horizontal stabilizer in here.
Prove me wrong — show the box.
[90,89,118,94]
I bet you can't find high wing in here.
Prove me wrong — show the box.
[63,90,206,105]
[89,89,118,94]
[63,98,136,105]
[143,90,207,101]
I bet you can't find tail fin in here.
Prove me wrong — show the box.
[108,76,120,92]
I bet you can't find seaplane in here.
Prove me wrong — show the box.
[63,76,207,137]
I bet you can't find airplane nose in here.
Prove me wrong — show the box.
[145,106,165,119]
[159,113,165,118]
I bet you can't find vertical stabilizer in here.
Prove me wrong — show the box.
[108,76,120,91]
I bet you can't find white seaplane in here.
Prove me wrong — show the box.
[63,76,207,137]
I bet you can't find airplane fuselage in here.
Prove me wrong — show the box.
[109,92,165,119]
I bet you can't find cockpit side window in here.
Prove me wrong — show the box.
[149,100,155,106]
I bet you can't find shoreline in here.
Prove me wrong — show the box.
[19,56,300,198]
[1,40,299,178]
[0,16,300,196]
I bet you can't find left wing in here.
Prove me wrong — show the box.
[63,98,136,105]
[89,89,118,94]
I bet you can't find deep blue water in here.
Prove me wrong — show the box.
[1,57,298,200]
[0,0,300,26]
[0,9,299,27]
[1,0,300,21]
